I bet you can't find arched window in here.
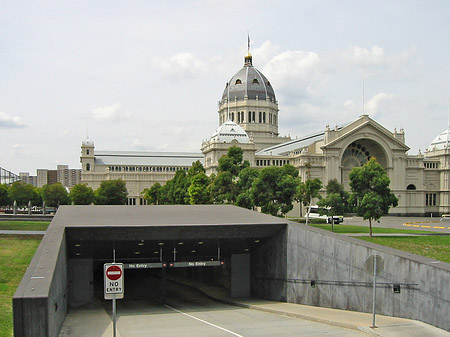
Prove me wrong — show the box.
[86,149,90,155]
[263,112,266,123]
[235,79,242,85]
[252,78,259,84]
[259,111,262,123]
[406,184,416,190]
[86,163,90,171]
[231,112,234,121]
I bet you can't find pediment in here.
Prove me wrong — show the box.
[323,116,409,152]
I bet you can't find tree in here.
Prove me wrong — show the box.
[297,178,322,225]
[188,173,211,204]
[95,179,128,205]
[42,183,69,208]
[143,182,162,205]
[0,184,10,206]
[8,181,40,207]
[349,158,398,237]
[251,165,299,216]
[317,179,350,231]
[69,184,95,205]
[235,167,259,209]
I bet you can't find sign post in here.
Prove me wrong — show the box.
[104,262,124,337]
[364,254,384,328]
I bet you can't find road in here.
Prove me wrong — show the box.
[61,278,367,337]
[344,216,450,233]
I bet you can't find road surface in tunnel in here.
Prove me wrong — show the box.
[95,276,367,337]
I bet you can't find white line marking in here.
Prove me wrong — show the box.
[107,271,121,275]
[164,304,244,337]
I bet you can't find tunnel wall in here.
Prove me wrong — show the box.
[286,222,450,332]
[69,258,94,308]
[251,227,287,301]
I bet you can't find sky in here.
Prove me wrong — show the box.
[1,0,449,174]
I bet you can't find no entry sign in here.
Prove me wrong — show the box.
[104,263,124,299]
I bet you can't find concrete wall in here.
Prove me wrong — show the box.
[231,254,250,298]
[13,230,68,337]
[69,258,94,308]
[251,228,287,301]
[253,222,449,332]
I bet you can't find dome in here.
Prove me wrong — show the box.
[221,54,276,102]
[428,129,450,151]
[210,121,250,143]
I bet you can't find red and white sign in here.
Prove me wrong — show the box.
[104,263,124,299]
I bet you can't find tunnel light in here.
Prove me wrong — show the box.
[134,251,140,255]
[244,248,249,252]
[153,251,159,254]
[75,243,81,247]
[178,242,184,245]
[254,239,260,243]
[138,242,144,246]
[158,242,165,246]
[75,252,81,256]
[198,241,204,245]
[191,250,196,253]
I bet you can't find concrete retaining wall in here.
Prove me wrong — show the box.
[252,222,449,331]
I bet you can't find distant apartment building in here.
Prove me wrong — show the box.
[20,165,81,188]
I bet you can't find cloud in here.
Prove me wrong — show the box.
[342,45,417,78]
[91,103,128,122]
[365,92,394,117]
[0,112,24,128]
[153,52,207,79]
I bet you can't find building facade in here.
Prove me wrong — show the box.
[81,51,450,215]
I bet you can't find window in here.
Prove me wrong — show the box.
[235,79,242,84]
[237,112,240,123]
[86,163,90,171]
[252,78,259,84]
[86,149,90,155]
[252,111,255,123]
[426,193,437,206]
[406,184,416,190]
[263,112,266,123]
[231,112,234,121]
[259,111,262,123]
[248,111,251,123]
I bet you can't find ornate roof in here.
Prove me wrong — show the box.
[221,54,276,102]
[428,129,450,151]
[210,121,250,144]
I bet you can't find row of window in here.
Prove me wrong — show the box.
[256,159,290,167]
[222,111,277,125]
[127,198,148,205]
[424,162,439,169]
[108,166,189,173]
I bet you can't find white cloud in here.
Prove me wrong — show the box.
[0,112,24,128]
[153,52,207,79]
[91,103,128,122]
[346,45,385,67]
[365,93,394,117]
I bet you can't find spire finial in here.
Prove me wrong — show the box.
[244,32,252,66]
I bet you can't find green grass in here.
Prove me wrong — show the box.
[0,235,41,337]
[357,236,450,263]
[0,221,50,231]
[309,223,437,234]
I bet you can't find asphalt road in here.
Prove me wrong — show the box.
[103,280,367,337]
[344,216,450,233]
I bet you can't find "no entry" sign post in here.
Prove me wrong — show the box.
[104,261,124,337]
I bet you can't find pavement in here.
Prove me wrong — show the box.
[173,278,450,337]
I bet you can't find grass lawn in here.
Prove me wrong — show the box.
[357,236,450,264]
[309,223,450,263]
[308,223,437,234]
[0,221,50,231]
[0,235,41,337]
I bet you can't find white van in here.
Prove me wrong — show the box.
[304,206,344,224]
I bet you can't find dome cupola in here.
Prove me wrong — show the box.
[428,129,450,151]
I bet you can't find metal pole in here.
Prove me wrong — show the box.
[112,296,117,337]
[371,254,377,328]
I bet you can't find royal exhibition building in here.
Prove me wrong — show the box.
[80,51,450,216]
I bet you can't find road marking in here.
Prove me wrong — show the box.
[165,304,244,337]
[403,221,450,230]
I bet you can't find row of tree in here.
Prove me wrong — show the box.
[0,179,128,208]
[1,146,397,236]
[143,146,398,236]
